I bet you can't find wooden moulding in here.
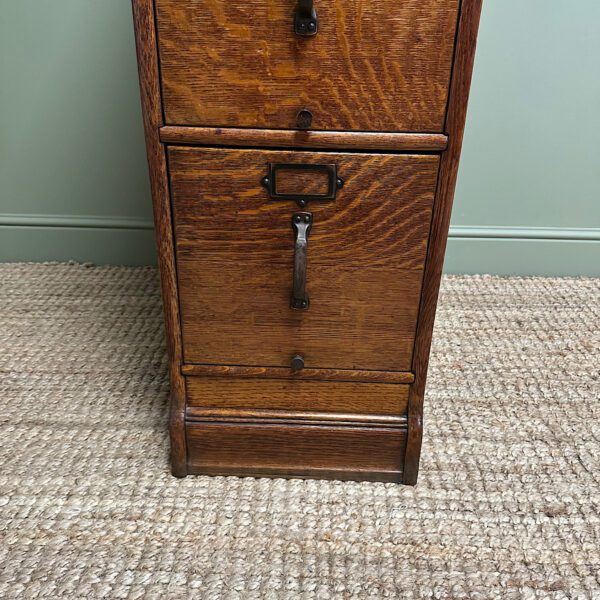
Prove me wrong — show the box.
[160,126,448,152]
[181,363,415,385]
[131,0,187,476]
[403,0,484,485]
[186,407,408,428]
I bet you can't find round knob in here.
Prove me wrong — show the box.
[296,109,313,130]
[291,354,305,372]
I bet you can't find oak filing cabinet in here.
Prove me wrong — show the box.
[132,0,483,483]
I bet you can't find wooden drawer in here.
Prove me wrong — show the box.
[169,147,439,373]
[186,376,409,420]
[155,0,460,132]
[186,422,406,481]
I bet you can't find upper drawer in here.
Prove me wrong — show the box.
[155,0,460,132]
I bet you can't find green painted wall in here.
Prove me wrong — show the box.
[0,1,154,265]
[1,1,599,275]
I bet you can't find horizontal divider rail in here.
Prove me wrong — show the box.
[160,126,448,153]
[186,407,408,428]
[182,364,415,385]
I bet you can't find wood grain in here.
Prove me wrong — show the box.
[181,364,415,384]
[154,0,460,132]
[169,147,439,372]
[186,376,409,416]
[186,422,406,482]
[159,127,449,152]
[131,0,187,476]
[403,0,484,485]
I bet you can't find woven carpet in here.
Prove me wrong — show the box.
[1,263,599,599]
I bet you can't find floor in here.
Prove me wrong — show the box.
[1,263,599,599]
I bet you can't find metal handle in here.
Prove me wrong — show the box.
[294,0,318,36]
[291,212,312,310]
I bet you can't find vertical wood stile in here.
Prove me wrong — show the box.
[131,0,187,476]
[403,0,484,484]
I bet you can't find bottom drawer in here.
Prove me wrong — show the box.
[186,422,406,482]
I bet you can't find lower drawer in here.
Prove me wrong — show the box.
[186,422,406,482]
[170,147,438,372]
[186,376,409,420]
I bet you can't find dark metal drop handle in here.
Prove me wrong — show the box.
[291,212,312,310]
[294,0,318,36]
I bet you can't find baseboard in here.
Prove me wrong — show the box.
[448,225,600,242]
[0,214,154,230]
[445,236,600,276]
[0,223,156,266]
[0,215,598,276]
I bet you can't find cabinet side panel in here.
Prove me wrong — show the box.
[404,0,484,485]
[131,0,187,476]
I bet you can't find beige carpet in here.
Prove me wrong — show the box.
[1,263,599,599]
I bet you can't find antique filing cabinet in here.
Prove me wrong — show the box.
[132,0,482,483]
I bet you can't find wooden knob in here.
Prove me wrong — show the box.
[291,355,305,371]
[296,109,313,130]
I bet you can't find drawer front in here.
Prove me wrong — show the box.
[186,377,409,417]
[186,422,406,481]
[170,147,439,372]
[155,0,459,132]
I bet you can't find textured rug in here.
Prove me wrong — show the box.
[0,263,598,599]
